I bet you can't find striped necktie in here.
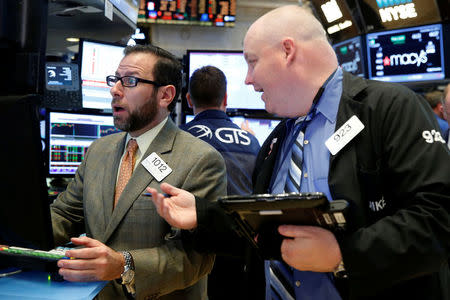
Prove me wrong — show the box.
[269,112,316,299]
[114,139,138,209]
[284,114,312,194]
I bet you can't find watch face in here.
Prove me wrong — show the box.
[121,267,135,284]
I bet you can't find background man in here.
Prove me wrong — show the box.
[424,90,449,141]
[180,65,263,299]
[50,45,227,300]
[181,66,260,195]
[148,5,450,300]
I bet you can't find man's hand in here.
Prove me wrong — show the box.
[147,182,198,230]
[57,236,125,282]
[278,225,342,272]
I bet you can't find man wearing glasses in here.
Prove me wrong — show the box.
[50,45,226,300]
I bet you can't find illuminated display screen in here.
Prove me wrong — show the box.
[46,65,74,86]
[187,50,265,111]
[366,23,445,83]
[47,112,120,175]
[139,0,236,27]
[79,40,125,110]
[358,0,441,31]
[310,0,360,43]
[333,36,366,77]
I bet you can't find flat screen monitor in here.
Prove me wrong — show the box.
[184,114,280,145]
[45,62,79,89]
[139,0,236,27]
[187,50,265,111]
[333,36,366,77]
[79,39,125,110]
[366,23,445,83]
[43,62,82,109]
[357,0,441,32]
[0,96,53,252]
[109,0,139,25]
[46,111,121,176]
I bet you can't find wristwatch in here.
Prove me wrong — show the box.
[333,260,348,279]
[120,251,136,295]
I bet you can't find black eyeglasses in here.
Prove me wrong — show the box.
[106,75,163,88]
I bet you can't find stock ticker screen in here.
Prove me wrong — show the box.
[47,112,121,175]
[333,36,366,77]
[138,0,236,26]
[366,23,445,83]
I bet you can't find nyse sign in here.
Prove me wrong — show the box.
[379,3,417,23]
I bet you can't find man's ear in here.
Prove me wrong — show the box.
[186,93,193,108]
[159,85,176,109]
[437,102,443,113]
[223,93,227,107]
[282,38,296,64]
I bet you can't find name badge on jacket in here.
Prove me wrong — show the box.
[325,115,365,155]
[142,152,172,182]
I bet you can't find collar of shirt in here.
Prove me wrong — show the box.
[270,67,343,197]
[123,117,168,170]
[193,109,230,121]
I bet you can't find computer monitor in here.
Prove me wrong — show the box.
[187,50,265,112]
[0,96,53,252]
[109,0,139,25]
[43,62,82,110]
[366,23,445,83]
[79,39,125,110]
[46,111,121,176]
[333,36,366,77]
[184,114,280,145]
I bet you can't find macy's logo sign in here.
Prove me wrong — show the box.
[383,49,427,67]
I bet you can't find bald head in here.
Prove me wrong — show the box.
[243,5,338,118]
[246,5,328,48]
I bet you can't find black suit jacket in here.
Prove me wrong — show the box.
[194,72,450,299]
[252,72,450,299]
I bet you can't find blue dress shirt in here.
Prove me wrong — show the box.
[266,68,344,300]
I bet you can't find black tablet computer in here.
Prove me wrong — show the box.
[218,193,348,259]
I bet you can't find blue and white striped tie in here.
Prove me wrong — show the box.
[269,116,311,300]
[284,117,307,194]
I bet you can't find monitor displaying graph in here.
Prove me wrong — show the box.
[46,111,120,176]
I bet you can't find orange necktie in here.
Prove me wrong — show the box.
[114,139,138,209]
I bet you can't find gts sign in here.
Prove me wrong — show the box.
[379,3,417,23]
[384,50,427,67]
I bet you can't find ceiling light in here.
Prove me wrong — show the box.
[66,37,79,42]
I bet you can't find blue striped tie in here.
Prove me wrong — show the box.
[269,115,314,300]
[284,117,307,194]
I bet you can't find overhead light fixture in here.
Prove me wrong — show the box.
[66,37,80,42]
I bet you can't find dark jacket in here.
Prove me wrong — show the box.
[194,73,450,299]
[253,72,450,299]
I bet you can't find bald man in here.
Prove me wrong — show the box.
[148,5,450,300]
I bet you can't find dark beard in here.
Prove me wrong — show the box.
[113,90,158,132]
